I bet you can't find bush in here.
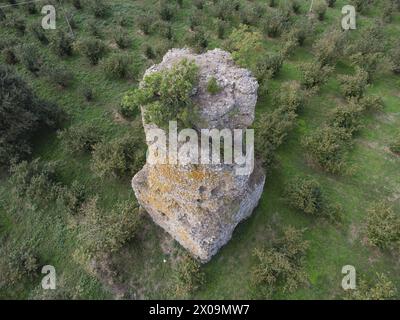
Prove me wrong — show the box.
[254,106,297,168]
[0,245,39,287]
[365,202,400,250]
[313,29,345,66]
[206,77,222,95]
[285,177,323,215]
[329,102,363,135]
[172,254,205,298]
[263,9,290,38]
[390,135,400,155]
[389,41,400,74]
[73,197,143,264]
[51,30,74,57]
[90,0,109,19]
[8,16,26,35]
[252,227,309,298]
[349,52,382,83]
[137,13,152,35]
[75,38,106,65]
[30,22,49,45]
[58,180,87,215]
[314,0,328,21]
[286,18,312,47]
[101,53,132,79]
[350,273,397,300]
[358,95,383,113]
[255,52,284,80]
[9,159,59,203]
[274,81,305,113]
[185,27,208,52]
[159,0,175,21]
[18,44,43,75]
[58,123,103,154]
[3,47,18,65]
[0,66,63,166]
[303,125,352,174]
[144,44,156,60]
[300,61,334,90]
[113,29,132,49]
[91,132,146,179]
[47,66,74,88]
[216,19,228,39]
[73,0,82,9]
[339,67,369,99]
[227,24,264,75]
[326,0,336,7]
[194,0,204,10]
[214,0,238,21]
[350,0,373,13]
[83,87,94,102]
[26,3,37,14]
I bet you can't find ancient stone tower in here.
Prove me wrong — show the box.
[132,48,265,262]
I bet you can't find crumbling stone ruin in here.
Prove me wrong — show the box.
[132,48,265,262]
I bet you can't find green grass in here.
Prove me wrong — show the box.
[0,0,399,299]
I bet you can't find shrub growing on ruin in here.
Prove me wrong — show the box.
[58,123,104,154]
[121,59,199,128]
[252,227,309,298]
[365,202,400,250]
[206,77,222,95]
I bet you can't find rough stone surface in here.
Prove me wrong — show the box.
[132,48,266,262]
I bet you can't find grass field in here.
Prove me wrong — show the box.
[0,0,399,299]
